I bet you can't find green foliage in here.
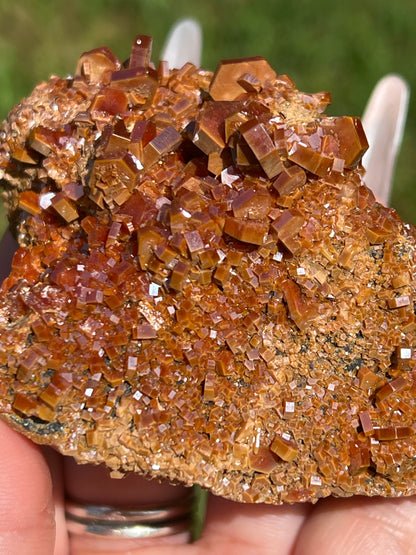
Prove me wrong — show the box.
[0,0,415,238]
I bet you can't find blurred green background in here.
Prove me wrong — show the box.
[0,0,415,239]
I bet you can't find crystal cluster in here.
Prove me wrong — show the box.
[0,35,416,504]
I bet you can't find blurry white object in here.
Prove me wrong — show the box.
[160,18,202,69]
[362,74,409,206]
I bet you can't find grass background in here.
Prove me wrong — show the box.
[0,0,415,238]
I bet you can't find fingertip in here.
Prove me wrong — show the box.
[0,420,55,553]
[197,494,310,554]
[294,495,416,555]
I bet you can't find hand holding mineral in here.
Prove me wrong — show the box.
[1,27,416,554]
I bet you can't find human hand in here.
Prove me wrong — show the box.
[0,20,413,555]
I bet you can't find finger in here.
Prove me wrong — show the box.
[0,420,55,554]
[42,448,69,555]
[160,19,202,68]
[293,495,416,555]
[143,496,311,555]
[138,494,311,555]
[362,74,409,206]
[63,457,193,554]
[195,495,311,555]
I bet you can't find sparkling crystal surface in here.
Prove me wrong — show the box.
[0,35,416,505]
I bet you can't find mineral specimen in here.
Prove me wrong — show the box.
[0,34,416,504]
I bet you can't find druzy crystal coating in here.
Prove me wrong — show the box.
[0,34,416,504]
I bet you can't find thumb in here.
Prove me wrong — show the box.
[0,420,55,554]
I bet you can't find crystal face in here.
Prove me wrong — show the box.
[0,34,416,505]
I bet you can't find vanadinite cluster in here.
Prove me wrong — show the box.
[0,34,416,504]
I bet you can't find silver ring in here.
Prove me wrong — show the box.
[65,492,194,539]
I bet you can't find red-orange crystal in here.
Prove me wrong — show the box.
[1,34,416,505]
